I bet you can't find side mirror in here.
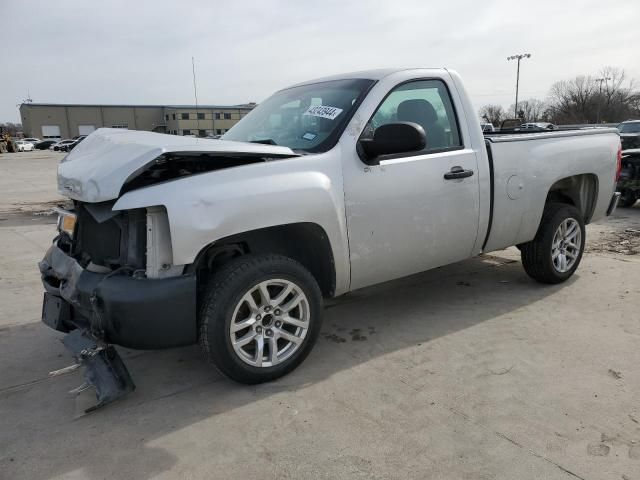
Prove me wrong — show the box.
[358,122,426,165]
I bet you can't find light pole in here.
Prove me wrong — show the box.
[595,77,611,124]
[507,53,531,119]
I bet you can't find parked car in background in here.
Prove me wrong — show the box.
[40,68,622,410]
[480,123,495,133]
[50,139,76,151]
[23,137,41,145]
[64,136,87,152]
[617,120,640,151]
[15,140,35,152]
[521,122,557,131]
[499,118,522,131]
[34,140,58,150]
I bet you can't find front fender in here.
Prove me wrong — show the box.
[113,156,350,294]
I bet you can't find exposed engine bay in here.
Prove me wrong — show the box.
[120,151,294,195]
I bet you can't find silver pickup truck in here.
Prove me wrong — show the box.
[40,68,622,408]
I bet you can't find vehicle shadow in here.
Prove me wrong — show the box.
[0,250,572,479]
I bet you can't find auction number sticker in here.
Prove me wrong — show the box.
[303,105,343,120]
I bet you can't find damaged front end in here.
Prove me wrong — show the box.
[40,243,138,412]
[42,130,300,410]
[39,202,196,412]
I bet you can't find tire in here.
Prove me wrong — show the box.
[199,254,323,384]
[619,190,637,208]
[520,203,585,284]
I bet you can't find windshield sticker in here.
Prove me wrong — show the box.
[302,132,317,141]
[303,105,343,120]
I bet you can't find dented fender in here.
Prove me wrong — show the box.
[113,151,352,295]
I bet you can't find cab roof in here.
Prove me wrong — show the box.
[287,68,446,88]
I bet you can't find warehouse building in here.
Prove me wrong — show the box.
[19,102,256,139]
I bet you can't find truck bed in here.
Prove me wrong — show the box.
[481,127,619,253]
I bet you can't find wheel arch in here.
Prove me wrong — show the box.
[546,173,599,223]
[190,222,337,298]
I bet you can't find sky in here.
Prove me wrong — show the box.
[2,0,638,122]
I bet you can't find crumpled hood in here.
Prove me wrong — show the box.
[58,128,297,203]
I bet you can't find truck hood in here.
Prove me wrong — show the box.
[57,128,297,203]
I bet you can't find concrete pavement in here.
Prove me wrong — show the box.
[1,151,639,479]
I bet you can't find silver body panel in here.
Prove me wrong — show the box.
[113,150,352,294]
[339,69,488,290]
[483,129,619,252]
[58,69,620,297]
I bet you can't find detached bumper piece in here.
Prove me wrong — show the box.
[60,329,135,412]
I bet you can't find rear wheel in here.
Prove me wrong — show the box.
[199,254,323,384]
[520,203,585,284]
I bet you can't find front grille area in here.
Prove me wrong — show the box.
[70,201,146,270]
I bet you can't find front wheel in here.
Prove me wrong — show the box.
[520,203,585,284]
[199,254,323,384]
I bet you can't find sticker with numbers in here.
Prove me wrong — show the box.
[303,105,343,120]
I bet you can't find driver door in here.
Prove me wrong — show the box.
[343,79,481,290]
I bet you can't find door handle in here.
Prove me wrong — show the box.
[444,166,474,180]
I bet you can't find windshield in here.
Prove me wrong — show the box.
[223,78,375,153]
[618,122,640,134]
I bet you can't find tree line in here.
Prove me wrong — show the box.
[0,122,22,136]
[479,67,639,126]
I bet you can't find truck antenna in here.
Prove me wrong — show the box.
[192,57,200,133]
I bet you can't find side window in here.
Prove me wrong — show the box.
[365,79,462,152]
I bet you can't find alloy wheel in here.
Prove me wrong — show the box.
[551,218,582,273]
[229,279,310,367]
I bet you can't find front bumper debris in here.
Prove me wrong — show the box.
[39,244,197,349]
[58,329,135,412]
[39,242,197,410]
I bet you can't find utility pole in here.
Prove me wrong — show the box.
[192,56,200,134]
[507,53,531,118]
[595,77,611,124]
